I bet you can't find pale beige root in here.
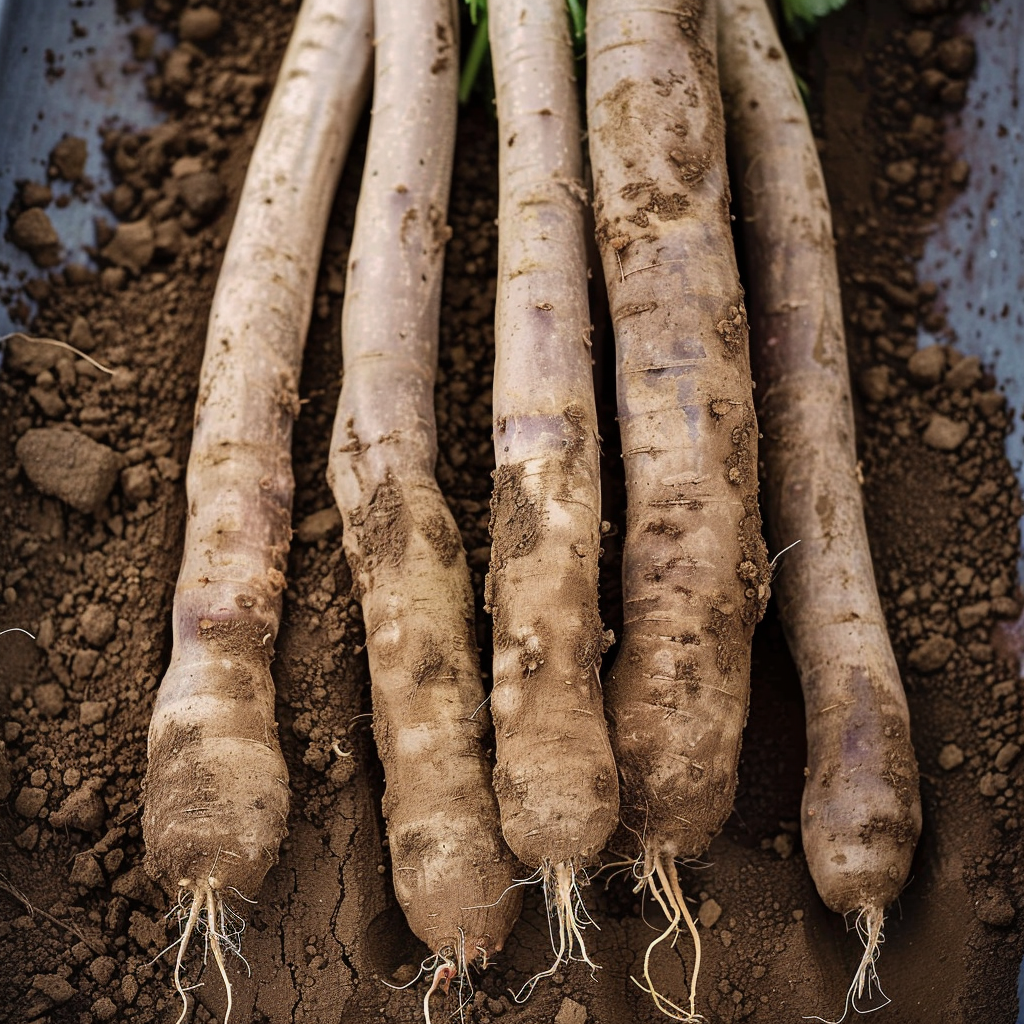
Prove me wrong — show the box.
[327,0,521,970]
[165,885,245,1024]
[717,4,920,1012]
[485,0,619,983]
[628,849,705,1023]
[509,861,603,1002]
[586,1,770,1016]
[142,0,372,1017]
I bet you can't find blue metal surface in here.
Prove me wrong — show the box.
[917,0,1024,584]
[0,0,164,345]
[911,2,1024,1017]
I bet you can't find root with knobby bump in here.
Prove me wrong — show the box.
[804,908,890,1024]
[511,860,601,1003]
[631,852,705,1023]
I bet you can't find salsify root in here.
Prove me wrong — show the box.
[586,0,771,1016]
[141,0,372,1018]
[717,2,921,1019]
[485,0,620,994]
[328,0,521,1001]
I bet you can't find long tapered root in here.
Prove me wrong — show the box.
[511,861,601,1003]
[160,886,244,1024]
[630,853,705,1023]
[805,908,890,1024]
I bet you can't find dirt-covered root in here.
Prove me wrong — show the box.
[587,3,769,1015]
[800,660,921,915]
[587,0,769,857]
[328,0,521,969]
[144,625,290,901]
[716,1,921,1010]
[486,0,619,879]
[143,0,372,910]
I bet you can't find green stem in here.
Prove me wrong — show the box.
[566,0,585,41]
[458,12,490,105]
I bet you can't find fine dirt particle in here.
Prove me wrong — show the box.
[177,170,226,221]
[946,355,983,391]
[938,743,964,770]
[33,681,66,717]
[699,898,723,928]
[20,181,53,208]
[49,778,106,833]
[31,974,75,1007]
[976,891,1016,927]
[922,413,969,450]
[907,343,946,384]
[908,633,956,672]
[80,604,116,647]
[555,997,588,1024]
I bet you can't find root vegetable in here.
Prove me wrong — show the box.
[327,0,520,1006]
[141,1,372,1019]
[485,0,620,989]
[717,0,921,1015]
[587,0,770,1016]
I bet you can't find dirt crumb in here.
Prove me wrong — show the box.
[15,426,121,512]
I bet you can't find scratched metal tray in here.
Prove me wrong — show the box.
[0,0,165,351]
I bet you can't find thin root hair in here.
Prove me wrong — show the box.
[149,884,254,1024]
[594,852,642,889]
[0,627,36,639]
[468,694,492,721]
[630,851,706,1023]
[0,332,115,374]
[0,871,103,954]
[802,908,890,1024]
[462,865,545,910]
[769,538,802,576]
[510,860,601,1004]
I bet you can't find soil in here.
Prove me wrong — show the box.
[1,1,1021,1022]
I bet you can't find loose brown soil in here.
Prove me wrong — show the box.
[1,1,1021,1022]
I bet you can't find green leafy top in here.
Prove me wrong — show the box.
[780,0,849,27]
